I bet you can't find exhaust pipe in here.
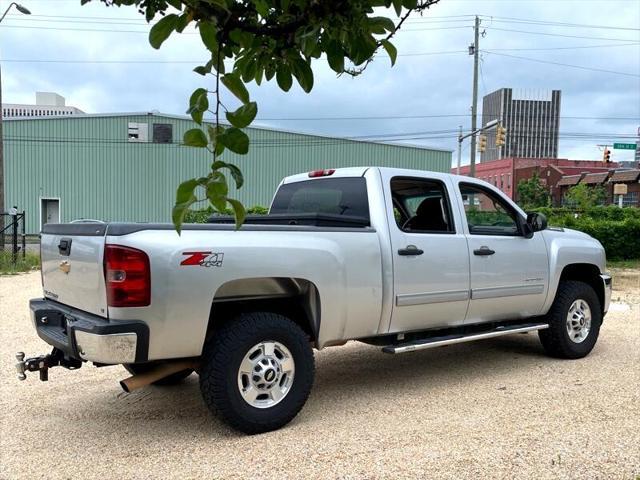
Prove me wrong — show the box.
[120,360,199,393]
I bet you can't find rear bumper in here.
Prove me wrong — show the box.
[600,274,612,314]
[29,298,149,364]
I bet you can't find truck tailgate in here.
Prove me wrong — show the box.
[40,225,108,317]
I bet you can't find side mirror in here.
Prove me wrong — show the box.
[525,212,547,237]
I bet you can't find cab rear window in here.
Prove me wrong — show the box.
[270,178,370,221]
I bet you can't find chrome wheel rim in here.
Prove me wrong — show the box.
[237,341,295,409]
[566,299,592,344]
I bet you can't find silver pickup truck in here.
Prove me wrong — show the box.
[19,167,611,434]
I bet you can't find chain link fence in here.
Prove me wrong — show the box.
[1,208,26,264]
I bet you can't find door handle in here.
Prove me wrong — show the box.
[473,246,495,256]
[398,245,424,256]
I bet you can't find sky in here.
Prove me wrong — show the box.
[1,0,639,166]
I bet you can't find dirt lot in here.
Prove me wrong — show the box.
[1,272,638,480]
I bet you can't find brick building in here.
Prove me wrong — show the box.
[556,170,639,207]
[454,157,617,203]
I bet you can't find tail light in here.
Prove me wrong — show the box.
[308,169,335,178]
[104,245,150,307]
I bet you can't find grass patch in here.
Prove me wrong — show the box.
[607,259,640,270]
[0,251,40,275]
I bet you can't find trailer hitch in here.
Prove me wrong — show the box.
[16,349,81,381]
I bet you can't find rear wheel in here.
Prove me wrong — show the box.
[199,312,315,434]
[539,280,602,359]
[123,363,193,386]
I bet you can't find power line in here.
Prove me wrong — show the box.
[6,42,638,65]
[483,26,639,42]
[483,50,640,77]
[477,15,640,32]
[0,23,473,34]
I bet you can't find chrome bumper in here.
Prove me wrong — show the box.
[74,331,138,364]
[29,298,149,364]
[600,274,612,314]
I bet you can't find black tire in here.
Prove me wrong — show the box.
[539,280,602,359]
[123,363,194,386]
[199,312,315,434]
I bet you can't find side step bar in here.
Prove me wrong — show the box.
[382,322,549,354]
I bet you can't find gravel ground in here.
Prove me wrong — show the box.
[1,272,638,480]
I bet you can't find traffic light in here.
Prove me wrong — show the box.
[603,148,611,162]
[478,135,487,152]
[495,125,507,147]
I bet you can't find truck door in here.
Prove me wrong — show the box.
[456,182,549,323]
[382,173,471,333]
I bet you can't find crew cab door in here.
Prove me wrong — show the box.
[381,172,470,333]
[455,181,549,323]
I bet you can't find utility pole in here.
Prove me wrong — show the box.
[469,15,480,178]
[456,125,463,175]
[0,3,32,249]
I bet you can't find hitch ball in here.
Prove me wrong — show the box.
[16,352,26,381]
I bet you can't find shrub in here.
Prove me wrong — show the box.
[184,205,269,223]
[546,216,640,260]
[0,251,40,275]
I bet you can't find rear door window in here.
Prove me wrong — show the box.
[270,178,370,220]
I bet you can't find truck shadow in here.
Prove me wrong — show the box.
[55,333,560,438]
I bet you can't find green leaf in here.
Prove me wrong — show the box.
[276,65,293,91]
[206,125,226,155]
[392,0,403,16]
[381,40,398,66]
[166,0,183,10]
[351,33,378,65]
[265,63,276,82]
[402,0,418,8]
[183,128,208,148]
[175,12,191,33]
[225,101,257,128]
[149,14,178,49]
[175,178,199,204]
[186,88,208,124]
[221,73,250,104]
[226,198,247,230]
[291,59,314,93]
[369,16,395,33]
[206,173,229,199]
[252,0,269,17]
[212,160,244,189]
[199,22,218,53]
[219,128,250,154]
[172,179,199,234]
[241,58,258,83]
[193,66,208,76]
[326,40,345,73]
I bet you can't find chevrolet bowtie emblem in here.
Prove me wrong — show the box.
[59,260,71,274]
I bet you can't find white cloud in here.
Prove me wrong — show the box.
[1,0,639,163]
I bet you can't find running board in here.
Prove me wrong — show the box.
[382,323,549,354]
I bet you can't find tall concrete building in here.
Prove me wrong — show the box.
[2,92,84,118]
[480,88,561,162]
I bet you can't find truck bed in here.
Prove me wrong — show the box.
[207,213,370,228]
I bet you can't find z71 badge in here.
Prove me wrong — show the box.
[181,251,224,267]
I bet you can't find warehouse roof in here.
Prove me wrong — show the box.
[582,172,610,185]
[609,169,640,183]
[5,111,453,154]
[557,174,582,186]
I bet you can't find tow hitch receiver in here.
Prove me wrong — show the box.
[16,348,81,381]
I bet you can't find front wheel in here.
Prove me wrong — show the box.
[539,280,602,359]
[199,312,315,434]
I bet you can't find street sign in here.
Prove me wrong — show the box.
[613,143,637,150]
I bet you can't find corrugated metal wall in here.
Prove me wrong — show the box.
[4,113,451,233]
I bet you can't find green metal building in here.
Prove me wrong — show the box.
[4,113,451,233]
